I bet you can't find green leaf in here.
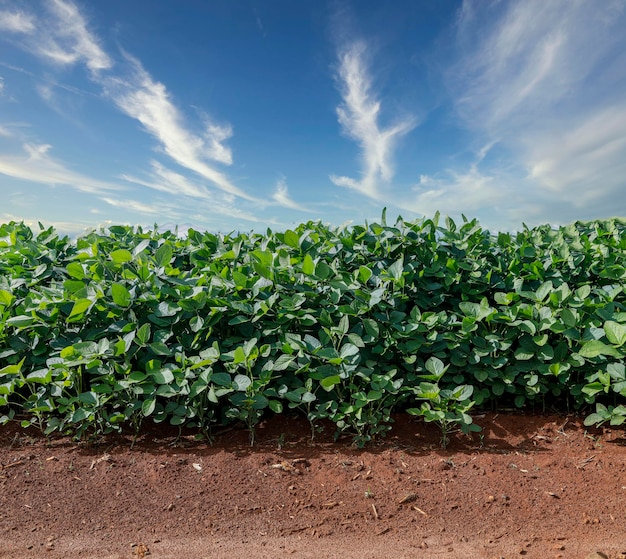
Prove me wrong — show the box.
[155,243,173,267]
[0,289,13,306]
[233,374,251,391]
[416,382,440,400]
[284,229,299,248]
[340,342,359,359]
[582,382,605,397]
[6,315,35,328]
[233,346,247,365]
[232,271,248,288]
[136,323,151,345]
[110,249,132,264]
[425,356,446,378]
[71,408,91,423]
[459,298,492,321]
[132,238,150,256]
[253,261,273,280]
[347,332,365,348]
[190,316,204,333]
[514,348,535,360]
[269,400,283,413]
[252,394,269,410]
[315,261,332,280]
[575,285,591,300]
[111,283,131,307]
[362,318,379,338]
[358,266,372,284]
[579,340,621,358]
[152,369,174,384]
[154,301,180,317]
[302,253,315,275]
[68,298,94,320]
[451,385,473,401]
[320,375,341,390]
[142,398,156,416]
[78,391,98,406]
[604,320,626,347]
[474,370,489,382]
[561,308,578,329]
[272,354,295,371]
[388,257,404,281]
[25,369,52,384]
[316,347,340,362]
[0,359,24,375]
[494,292,514,306]
[535,281,553,302]
[66,262,85,280]
[211,372,232,387]
[150,342,172,356]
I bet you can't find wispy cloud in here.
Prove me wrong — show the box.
[330,41,416,199]
[0,1,111,73]
[433,0,626,225]
[525,104,626,204]
[0,10,36,33]
[0,142,123,194]
[1,0,256,204]
[409,168,508,228]
[100,196,164,216]
[117,160,266,224]
[103,54,253,200]
[101,191,264,226]
[413,171,495,214]
[121,160,217,200]
[38,0,111,73]
[271,177,310,212]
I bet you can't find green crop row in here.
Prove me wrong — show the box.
[0,212,625,446]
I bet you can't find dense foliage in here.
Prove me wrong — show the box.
[1,213,625,446]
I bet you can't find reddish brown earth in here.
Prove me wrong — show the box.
[1,412,626,559]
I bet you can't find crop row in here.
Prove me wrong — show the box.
[0,213,625,446]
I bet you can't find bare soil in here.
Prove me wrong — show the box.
[1,413,626,559]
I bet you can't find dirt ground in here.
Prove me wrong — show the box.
[1,412,626,559]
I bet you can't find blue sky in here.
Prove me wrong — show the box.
[1,0,626,234]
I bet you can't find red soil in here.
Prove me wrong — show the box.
[1,413,626,559]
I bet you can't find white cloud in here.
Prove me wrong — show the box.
[103,53,254,200]
[0,142,123,194]
[0,10,35,33]
[101,196,164,215]
[412,167,499,216]
[117,159,266,224]
[439,0,626,225]
[39,0,111,73]
[1,0,257,205]
[0,1,111,73]
[525,103,626,206]
[330,41,416,199]
[201,118,234,166]
[102,191,264,226]
[121,160,215,200]
[271,177,310,212]
[36,83,53,102]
